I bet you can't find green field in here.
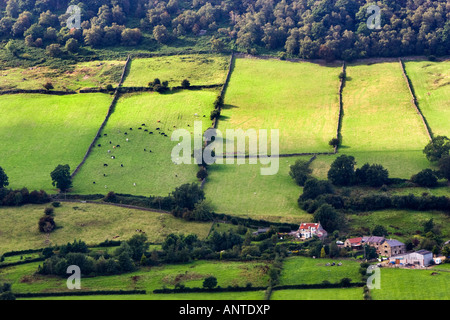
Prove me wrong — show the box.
[219,58,340,154]
[0,259,270,295]
[348,209,450,243]
[404,60,450,137]
[0,60,126,91]
[203,156,311,222]
[0,202,212,255]
[371,267,450,300]
[271,287,363,300]
[0,93,112,192]
[122,54,230,87]
[310,150,431,180]
[278,256,362,286]
[72,90,217,196]
[19,291,266,300]
[341,62,429,152]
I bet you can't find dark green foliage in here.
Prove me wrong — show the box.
[0,166,9,188]
[289,159,312,186]
[59,240,89,256]
[313,204,341,233]
[171,183,205,211]
[103,191,117,202]
[50,164,72,192]
[299,178,333,201]
[372,225,388,237]
[423,136,450,162]
[43,81,53,90]
[210,109,220,120]
[44,207,54,215]
[127,234,149,261]
[181,79,190,88]
[0,282,15,300]
[38,215,55,233]
[411,169,439,188]
[328,138,339,148]
[327,155,356,186]
[196,167,208,180]
[355,163,389,187]
[202,276,218,289]
[438,155,450,181]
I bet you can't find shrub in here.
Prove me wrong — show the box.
[38,215,55,233]
[46,43,62,57]
[43,82,54,90]
[328,138,339,148]
[196,167,208,180]
[0,166,9,188]
[51,201,61,208]
[181,79,190,88]
[327,155,356,186]
[411,169,438,187]
[210,109,220,120]
[44,207,54,215]
[423,136,450,162]
[289,159,312,186]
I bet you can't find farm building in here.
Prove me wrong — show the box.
[344,237,363,249]
[389,249,433,267]
[382,239,406,257]
[292,223,327,240]
[252,228,270,236]
[362,236,386,253]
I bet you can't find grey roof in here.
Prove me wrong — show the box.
[385,239,405,247]
[415,249,432,256]
[363,236,385,244]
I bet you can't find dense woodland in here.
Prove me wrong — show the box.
[0,0,448,61]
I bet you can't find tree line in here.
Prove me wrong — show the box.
[1,0,449,60]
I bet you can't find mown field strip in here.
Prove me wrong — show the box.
[341,62,430,152]
[219,58,341,154]
[0,93,113,192]
[404,59,450,137]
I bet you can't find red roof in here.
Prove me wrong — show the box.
[299,223,320,230]
[347,237,363,244]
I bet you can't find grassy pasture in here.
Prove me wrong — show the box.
[341,62,429,152]
[348,209,450,243]
[278,256,362,286]
[72,90,217,196]
[310,151,431,180]
[0,202,212,255]
[219,58,341,154]
[19,291,266,300]
[0,93,112,192]
[404,60,450,137]
[203,156,312,222]
[0,259,270,296]
[122,54,230,87]
[371,268,450,300]
[0,60,125,91]
[271,288,363,300]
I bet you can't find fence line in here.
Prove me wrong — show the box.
[70,55,131,179]
[0,89,77,95]
[398,58,433,140]
[335,62,346,153]
[200,52,235,189]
